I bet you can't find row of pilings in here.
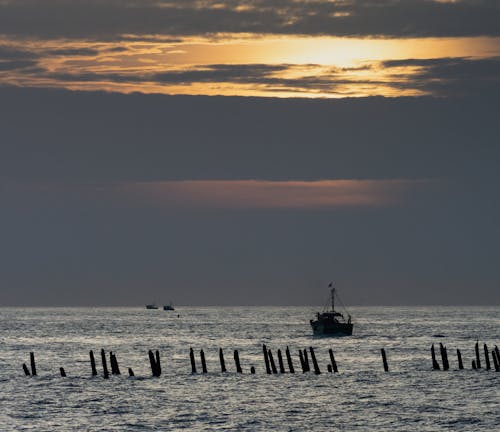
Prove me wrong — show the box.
[431,341,500,372]
[21,342,499,378]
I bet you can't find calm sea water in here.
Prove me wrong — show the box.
[0,306,498,431]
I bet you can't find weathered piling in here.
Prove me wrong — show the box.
[148,350,160,377]
[328,348,338,373]
[189,347,197,374]
[309,347,321,375]
[89,350,98,376]
[30,352,37,376]
[439,343,449,371]
[327,364,333,373]
[457,349,464,370]
[234,350,243,373]
[298,350,306,373]
[128,367,135,377]
[101,349,109,379]
[431,344,440,370]
[381,348,389,372]
[200,349,207,373]
[495,345,500,362]
[60,367,66,377]
[22,363,30,376]
[472,360,477,370]
[492,350,500,372]
[110,352,121,375]
[303,349,310,372]
[268,349,278,374]
[155,350,161,376]
[285,346,295,373]
[263,344,271,374]
[277,349,285,373]
[250,366,255,374]
[483,344,491,370]
[219,348,227,372]
[475,341,481,368]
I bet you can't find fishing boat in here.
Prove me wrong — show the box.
[146,304,158,310]
[310,283,353,336]
[163,302,175,311]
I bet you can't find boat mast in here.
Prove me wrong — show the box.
[330,284,335,312]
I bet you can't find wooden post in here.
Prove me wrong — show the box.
[439,343,449,371]
[309,347,321,375]
[303,349,310,372]
[263,344,271,374]
[381,348,389,372]
[189,347,197,374]
[155,350,161,376]
[101,349,109,379]
[219,348,227,372]
[30,352,37,376]
[22,363,30,376]
[491,350,499,372]
[250,366,255,374]
[60,367,66,377]
[277,349,285,373]
[110,352,120,375]
[328,348,338,373]
[200,349,207,373]
[285,346,295,373]
[89,350,98,376]
[268,349,278,374]
[431,344,440,370]
[483,344,491,370]
[472,360,477,370]
[128,368,135,377]
[457,349,464,370]
[495,345,500,362]
[148,350,159,377]
[475,341,481,368]
[298,350,306,373]
[234,350,242,373]
[327,364,333,373]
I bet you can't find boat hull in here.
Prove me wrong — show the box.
[310,320,353,336]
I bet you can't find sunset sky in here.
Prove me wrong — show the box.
[1,1,499,306]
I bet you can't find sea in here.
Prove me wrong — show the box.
[0,306,498,431]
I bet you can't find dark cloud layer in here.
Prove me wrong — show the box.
[0,0,498,39]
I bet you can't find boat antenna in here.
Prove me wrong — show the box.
[328,282,335,312]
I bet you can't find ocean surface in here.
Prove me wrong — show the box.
[0,306,498,431]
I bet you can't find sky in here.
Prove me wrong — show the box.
[0,0,499,306]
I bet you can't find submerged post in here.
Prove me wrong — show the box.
[263,344,271,374]
[328,348,338,373]
[298,350,306,373]
[250,366,255,374]
[457,349,464,370]
[101,349,109,379]
[381,348,389,372]
[431,344,440,370]
[483,344,491,370]
[128,367,135,377]
[148,350,159,377]
[59,367,66,377]
[439,343,449,371]
[285,346,295,373]
[30,352,37,376]
[234,350,243,373]
[89,350,98,376]
[219,348,227,372]
[155,350,161,376]
[495,345,500,362]
[22,363,30,376]
[268,349,278,374]
[189,347,197,374]
[492,350,500,372]
[475,341,481,368]
[200,349,207,373]
[472,360,477,370]
[277,349,285,373]
[303,349,310,372]
[309,347,321,375]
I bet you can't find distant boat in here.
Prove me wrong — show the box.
[163,302,175,311]
[146,304,158,310]
[310,284,353,336]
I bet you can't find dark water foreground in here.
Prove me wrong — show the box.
[0,306,498,431]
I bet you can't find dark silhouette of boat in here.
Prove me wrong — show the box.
[310,284,353,336]
[163,302,175,311]
[146,304,158,310]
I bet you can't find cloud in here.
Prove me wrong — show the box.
[0,0,498,39]
[119,179,427,209]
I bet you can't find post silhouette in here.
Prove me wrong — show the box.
[263,344,271,374]
[30,352,37,376]
[475,341,481,368]
[155,350,161,376]
[299,350,306,373]
[200,349,207,373]
[234,350,243,373]
[381,348,389,372]
[101,349,109,379]
[285,346,295,373]
[309,347,321,374]
[457,349,464,370]
[328,349,338,373]
[268,349,278,374]
[431,344,440,370]
[89,350,98,376]
[22,363,30,376]
[219,348,227,372]
[303,349,310,372]
[128,367,135,377]
[59,367,66,377]
[277,349,285,373]
[483,344,491,370]
[189,348,197,374]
